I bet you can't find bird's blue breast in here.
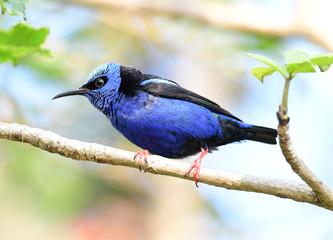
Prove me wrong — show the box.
[107,91,230,158]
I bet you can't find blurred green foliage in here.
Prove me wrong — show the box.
[0,22,50,65]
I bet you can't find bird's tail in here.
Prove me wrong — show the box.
[245,125,277,144]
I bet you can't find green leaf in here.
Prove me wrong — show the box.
[2,0,29,16]
[0,22,50,65]
[251,67,276,82]
[286,62,316,74]
[285,50,310,64]
[248,53,288,79]
[284,50,315,74]
[308,52,333,72]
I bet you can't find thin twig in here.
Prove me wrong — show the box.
[282,77,291,112]
[1,121,332,210]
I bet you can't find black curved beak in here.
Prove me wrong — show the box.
[52,88,89,100]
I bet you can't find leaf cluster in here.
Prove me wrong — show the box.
[249,50,333,82]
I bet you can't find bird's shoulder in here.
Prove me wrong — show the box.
[119,65,242,121]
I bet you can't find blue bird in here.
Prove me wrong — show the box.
[53,63,277,186]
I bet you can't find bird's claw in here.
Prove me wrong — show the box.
[134,150,151,171]
[184,148,208,187]
[184,158,201,187]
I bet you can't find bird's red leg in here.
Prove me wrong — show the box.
[184,147,208,187]
[134,150,151,171]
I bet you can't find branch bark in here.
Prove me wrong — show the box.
[1,121,332,210]
[277,105,333,208]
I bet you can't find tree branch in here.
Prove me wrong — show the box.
[67,0,333,51]
[277,105,333,207]
[1,121,332,210]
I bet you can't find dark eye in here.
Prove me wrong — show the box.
[95,78,105,88]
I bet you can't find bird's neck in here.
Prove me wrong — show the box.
[88,91,121,121]
[102,93,123,119]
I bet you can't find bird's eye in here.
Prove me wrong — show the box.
[95,78,105,88]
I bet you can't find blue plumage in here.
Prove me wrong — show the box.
[53,63,277,185]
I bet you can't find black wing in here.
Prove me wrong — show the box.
[136,79,242,122]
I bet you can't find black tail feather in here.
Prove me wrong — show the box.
[245,125,277,144]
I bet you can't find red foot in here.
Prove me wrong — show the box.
[134,150,151,171]
[184,148,209,187]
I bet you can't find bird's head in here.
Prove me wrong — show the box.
[53,62,148,115]
[53,62,126,112]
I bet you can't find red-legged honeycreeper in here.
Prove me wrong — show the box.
[53,63,277,186]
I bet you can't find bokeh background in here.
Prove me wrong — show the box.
[1,0,333,239]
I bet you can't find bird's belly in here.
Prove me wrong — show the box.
[113,94,222,158]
